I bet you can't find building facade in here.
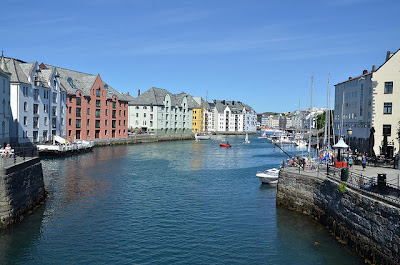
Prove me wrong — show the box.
[334,50,400,156]
[5,57,67,144]
[128,87,198,135]
[204,100,257,133]
[192,97,203,133]
[45,65,130,141]
[0,54,11,146]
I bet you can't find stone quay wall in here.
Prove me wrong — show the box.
[276,169,400,265]
[0,158,47,228]
[93,134,194,147]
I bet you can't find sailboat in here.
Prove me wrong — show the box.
[244,132,250,144]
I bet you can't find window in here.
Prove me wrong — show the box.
[76,97,81,106]
[33,117,38,128]
[23,86,28,96]
[95,120,100,128]
[69,107,72,114]
[150,114,153,120]
[383,102,392,114]
[112,102,116,109]
[24,116,27,126]
[105,109,108,116]
[24,102,28,112]
[105,120,108,126]
[52,118,57,128]
[52,106,57,116]
[76,119,81,128]
[384,82,393,94]
[144,113,146,118]
[383,125,391,136]
[112,110,116,118]
[44,117,48,126]
[34,89,39,100]
[69,119,72,126]
[96,100,101,107]
[87,119,90,126]
[69,97,72,102]
[33,104,39,115]
[76,107,81,117]
[87,108,90,115]
[119,110,121,116]
[95,109,101,118]
[96,89,101,97]
[87,130,90,137]
[112,120,116,128]
[136,113,139,118]
[53,92,57,103]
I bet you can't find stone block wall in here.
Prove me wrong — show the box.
[0,158,47,228]
[277,169,400,265]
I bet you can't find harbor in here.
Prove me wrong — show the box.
[0,135,366,264]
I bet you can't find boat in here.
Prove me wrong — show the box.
[271,134,294,145]
[244,132,250,144]
[219,143,231,148]
[37,135,94,156]
[256,168,280,184]
[258,128,268,139]
[195,131,211,140]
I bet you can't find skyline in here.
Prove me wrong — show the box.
[1,0,399,113]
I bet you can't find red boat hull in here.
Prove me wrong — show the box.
[219,143,231,148]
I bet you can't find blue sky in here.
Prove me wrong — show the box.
[1,0,399,113]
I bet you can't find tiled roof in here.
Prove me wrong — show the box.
[4,58,30,84]
[209,100,255,114]
[129,87,200,108]
[45,64,130,101]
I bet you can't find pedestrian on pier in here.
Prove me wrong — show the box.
[362,155,366,171]
[349,157,353,168]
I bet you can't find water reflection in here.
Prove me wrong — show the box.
[276,206,363,265]
[0,205,45,264]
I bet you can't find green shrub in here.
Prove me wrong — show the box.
[338,183,347,193]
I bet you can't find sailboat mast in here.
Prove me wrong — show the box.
[308,75,313,159]
[327,73,331,149]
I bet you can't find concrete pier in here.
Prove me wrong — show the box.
[0,157,47,228]
[277,167,400,265]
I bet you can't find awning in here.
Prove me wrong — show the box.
[332,137,348,149]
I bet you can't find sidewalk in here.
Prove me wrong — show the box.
[349,165,400,186]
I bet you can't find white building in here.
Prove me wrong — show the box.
[204,100,257,133]
[5,57,67,144]
[334,49,400,156]
[0,53,11,146]
[128,87,198,135]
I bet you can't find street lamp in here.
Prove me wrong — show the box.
[347,128,353,168]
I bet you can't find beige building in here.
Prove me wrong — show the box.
[371,50,400,157]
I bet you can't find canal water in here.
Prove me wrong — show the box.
[0,135,364,264]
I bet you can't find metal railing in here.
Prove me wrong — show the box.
[0,147,39,168]
[327,166,400,207]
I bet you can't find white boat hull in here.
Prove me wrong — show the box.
[256,168,280,184]
[195,135,211,140]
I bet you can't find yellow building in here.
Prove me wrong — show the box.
[192,97,204,133]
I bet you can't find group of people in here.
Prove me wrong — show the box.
[347,154,367,171]
[0,144,13,157]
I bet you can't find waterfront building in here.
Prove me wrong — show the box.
[204,100,257,133]
[304,107,326,129]
[44,65,130,141]
[128,87,199,135]
[192,97,204,133]
[267,114,280,128]
[0,54,11,146]
[334,50,400,156]
[4,57,67,144]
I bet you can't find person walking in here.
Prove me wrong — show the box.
[362,155,366,171]
[349,156,353,168]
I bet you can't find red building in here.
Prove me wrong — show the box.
[45,65,131,141]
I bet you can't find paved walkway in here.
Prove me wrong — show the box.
[348,165,400,186]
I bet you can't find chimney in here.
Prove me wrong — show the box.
[127,92,130,96]
[232,101,235,105]
[138,89,140,97]
[372,65,376,72]
[348,77,352,80]
[363,70,367,75]
[222,100,225,105]
[386,51,391,61]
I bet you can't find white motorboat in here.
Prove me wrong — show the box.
[195,131,211,140]
[271,134,294,145]
[294,139,308,147]
[256,168,280,184]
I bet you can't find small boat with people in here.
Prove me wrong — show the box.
[219,142,231,148]
[256,168,280,184]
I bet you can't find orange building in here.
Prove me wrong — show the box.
[44,64,131,141]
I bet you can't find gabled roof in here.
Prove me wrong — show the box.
[210,100,255,114]
[375,48,400,72]
[4,58,30,84]
[44,64,130,101]
[129,87,199,108]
